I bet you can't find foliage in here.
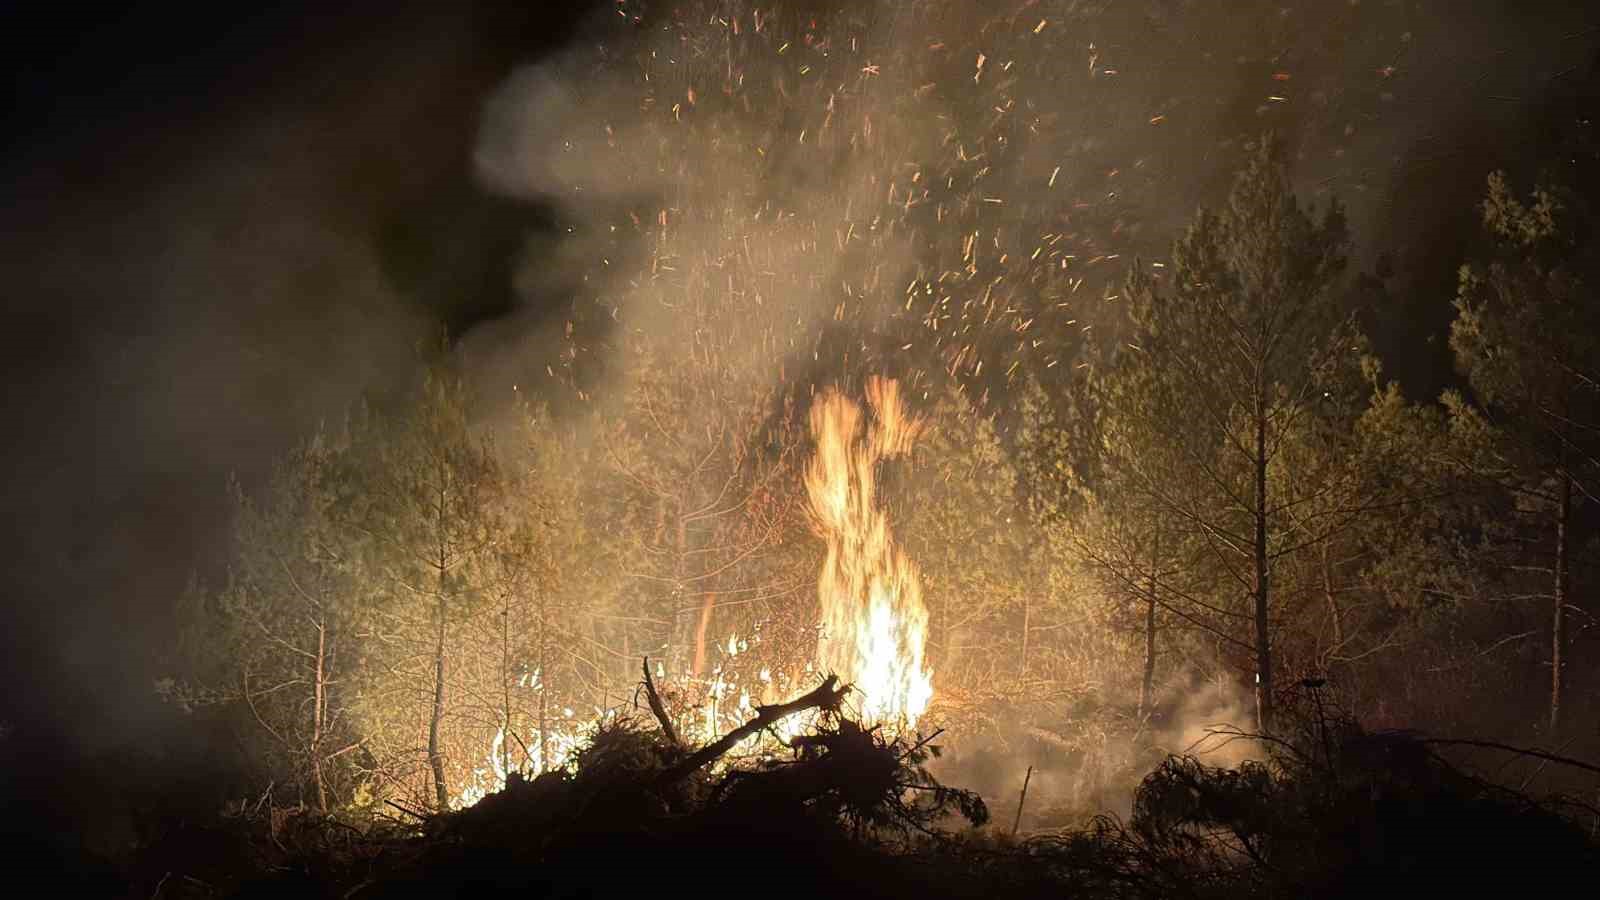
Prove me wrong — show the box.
[1071,135,1367,731]
[1440,170,1600,735]
[158,428,369,812]
[895,382,1032,688]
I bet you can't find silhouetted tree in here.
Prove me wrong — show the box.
[1444,170,1600,735]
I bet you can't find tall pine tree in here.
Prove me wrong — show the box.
[1102,136,1355,732]
[1445,170,1600,736]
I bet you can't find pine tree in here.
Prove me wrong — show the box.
[160,428,369,812]
[1101,136,1355,732]
[1444,170,1600,736]
[348,368,503,811]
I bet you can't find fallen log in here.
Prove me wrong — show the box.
[657,675,848,786]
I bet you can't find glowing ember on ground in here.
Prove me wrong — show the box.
[806,376,934,729]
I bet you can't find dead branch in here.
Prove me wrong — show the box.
[637,657,680,746]
[385,799,428,821]
[898,728,946,762]
[1012,765,1035,836]
[659,675,847,786]
[1418,738,1600,779]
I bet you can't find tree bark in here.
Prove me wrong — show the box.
[1321,542,1343,657]
[429,593,449,811]
[538,589,550,774]
[426,468,452,812]
[312,617,328,814]
[669,513,689,675]
[1550,469,1571,736]
[1019,593,1031,681]
[641,656,681,746]
[1140,555,1158,721]
[501,599,513,774]
[1253,396,1272,734]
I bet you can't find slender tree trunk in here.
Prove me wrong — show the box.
[1321,542,1343,655]
[622,631,632,690]
[428,552,450,811]
[1216,636,1227,706]
[1019,593,1031,681]
[1551,470,1571,736]
[538,588,550,774]
[1140,536,1159,721]
[669,513,689,675]
[425,467,454,811]
[502,597,513,774]
[312,618,328,814]
[1253,399,1272,734]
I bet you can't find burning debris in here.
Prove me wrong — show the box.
[340,663,988,897]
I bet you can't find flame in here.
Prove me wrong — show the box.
[806,376,934,728]
[452,719,588,810]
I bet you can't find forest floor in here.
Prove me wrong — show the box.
[10,687,1600,898]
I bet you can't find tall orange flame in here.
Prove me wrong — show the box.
[806,376,934,728]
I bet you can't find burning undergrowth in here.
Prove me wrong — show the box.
[123,697,1600,899]
[211,673,990,899]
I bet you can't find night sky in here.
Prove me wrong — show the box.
[1,0,1596,790]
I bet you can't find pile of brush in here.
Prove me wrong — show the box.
[143,672,1600,899]
[225,666,988,898]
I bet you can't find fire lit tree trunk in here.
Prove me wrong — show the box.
[1253,392,1273,735]
[1321,542,1343,660]
[1139,536,1158,721]
[312,618,328,813]
[537,587,550,774]
[1019,593,1031,681]
[672,514,688,675]
[1551,469,1571,736]
[428,556,450,811]
[426,460,453,813]
[501,599,513,775]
